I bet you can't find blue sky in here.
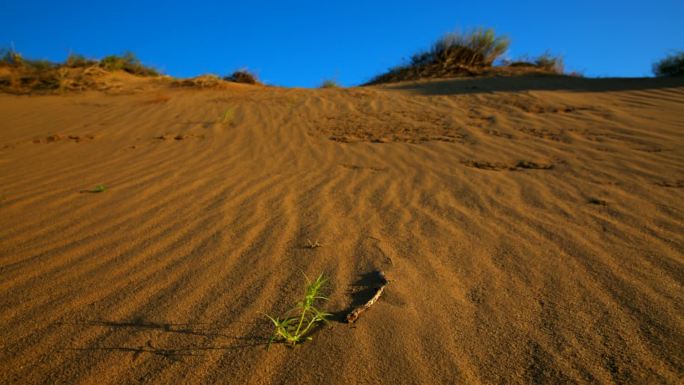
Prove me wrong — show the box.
[2,1,682,87]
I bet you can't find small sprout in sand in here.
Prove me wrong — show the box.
[81,184,106,193]
[266,273,331,349]
[305,239,322,249]
[220,108,234,124]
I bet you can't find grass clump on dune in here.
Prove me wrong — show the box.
[365,27,570,84]
[0,49,159,93]
[223,69,260,84]
[1,49,56,71]
[366,28,510,84]
[412,28,509,67]
[266,273,331,349]
[98,52,159,76]
[64,53,98,68]
[653,51,684,77]
[320,79,340,88]
[507,52,564,73]
[0,49,158,76]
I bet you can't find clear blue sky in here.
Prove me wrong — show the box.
[2,1,682,87]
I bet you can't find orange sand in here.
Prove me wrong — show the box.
[0,75,683,384]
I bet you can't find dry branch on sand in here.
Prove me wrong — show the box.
[346,271,388,323]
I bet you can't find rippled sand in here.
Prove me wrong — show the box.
[1,76,682,384]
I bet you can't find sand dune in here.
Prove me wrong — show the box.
[0,75,683,384]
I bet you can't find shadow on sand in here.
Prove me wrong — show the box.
[378,74,684,96]
[60,319,269,361]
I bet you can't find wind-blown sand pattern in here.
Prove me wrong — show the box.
[1,76,683,384]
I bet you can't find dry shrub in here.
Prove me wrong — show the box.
[508,52,564,74]
[653,51,684,77]
[98,52,158,76]
[320,79,340,88]
[0,49,159,93]
[171,74,225,88]
[366,29,572,84]
[366,28,510,84]
[223,69,259,84]
[64,54,98,68]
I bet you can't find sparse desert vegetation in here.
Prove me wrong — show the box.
[653,51,684,77]
[0,49,159,93]
[366,28,568,84]
[97,52,159,76]
[224,69,260,84]
[320,79,340,88]
[506,52,564,73]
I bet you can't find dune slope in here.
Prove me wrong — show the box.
[0,76,683,384]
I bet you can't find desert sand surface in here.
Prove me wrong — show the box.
[1,75,683,384]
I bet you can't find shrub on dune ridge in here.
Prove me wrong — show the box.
[99,52,159,76]
[653,51,684,77]
[0,49,158,76]
[0,49,160,93]
[366,28,510,84]
[508,52,564,73]
[223,69,259,84]
[64,53,98,68]
[365,28,575,84]
[413,28,510,68]
[1,49,56,71]
[533,52,564,73]
[320,79,340,88]
[0,49,26,67]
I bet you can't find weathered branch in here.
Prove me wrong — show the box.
[346,271,388,324]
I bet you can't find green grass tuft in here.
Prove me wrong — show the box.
[220,107,235,124]
[89,184,106,193]
[266,273,331,349]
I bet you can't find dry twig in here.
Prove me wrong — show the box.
[346,271,388,323]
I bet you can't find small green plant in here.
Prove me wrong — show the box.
[266,273,331,348]
[653,51,684,77]
[220,107,234,124]
[85,184,106,193]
